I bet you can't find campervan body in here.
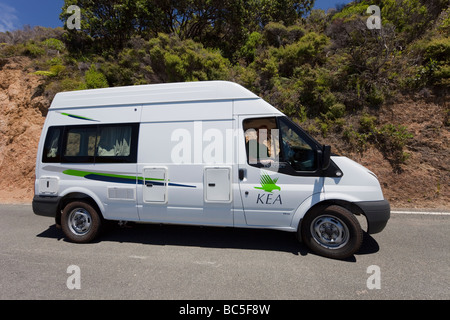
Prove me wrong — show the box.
[33,81,390,259]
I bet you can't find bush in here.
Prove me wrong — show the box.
[325,103,346,120]
[331,2,369,22]
[273,32,329,77]
[366,86,385,108]
[23,41,45,57]
[377,124,413,152]
[424,37,450,63]
[354,114,414,171]
[263,22,288,47]
[43,38,65,52]
[84,65,109,89]
[381,0,430,41]
[423,36,450,86]
[359,113,377,132]
[34,64,66,78]
[147,34,231,82]
[239,31,263,64]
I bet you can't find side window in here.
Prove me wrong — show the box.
[243,117,280,167]
[44,123,139,164]
[95,124,137,163]
[62,126,97,162]
[42,127,63,163]
[279,118,317,171]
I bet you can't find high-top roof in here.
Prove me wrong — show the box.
[49,81,259,110]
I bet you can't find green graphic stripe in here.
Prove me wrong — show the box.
[62,169,164,182]
[59,112,99,122]
[62,169,195,188]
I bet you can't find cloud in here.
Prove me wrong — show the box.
[0,3,19,32]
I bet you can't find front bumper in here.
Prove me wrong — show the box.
[32,195,61,218]
[355,200,390,234]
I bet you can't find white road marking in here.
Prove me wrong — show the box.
[392,210,450,216]
[129,255,148,260]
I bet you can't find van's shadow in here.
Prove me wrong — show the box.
[37,223,379,260]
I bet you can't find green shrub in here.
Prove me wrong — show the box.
[273,32,329,77]
[33,64,66,78]
[263,22,288,47]
[377,124,413,151]
[84,65,109,89]
[423,36,450,86]
[437,8,450,34]
[359,113,377,132]
[34,70,56,77]
[381,0,429,37]
[43,38,65,52]
[424,37,450,64]
[332,2,369,22]
[24,41,45,57]
[240,31,263,63]
[147,34,231,82]
[60,77,85,91]
[324,103,346,120]
[366,86,385,108]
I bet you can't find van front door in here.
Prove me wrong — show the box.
[237,116,324,228]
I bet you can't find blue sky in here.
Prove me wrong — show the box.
[0,0,352,32]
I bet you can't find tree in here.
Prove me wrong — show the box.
[256,0,315,26]
[59,0,316,58]
[60,0,141,52]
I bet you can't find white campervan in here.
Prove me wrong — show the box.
[33,81,389,259]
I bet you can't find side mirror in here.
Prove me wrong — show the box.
[321,145,331,170]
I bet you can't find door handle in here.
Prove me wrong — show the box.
[145,182,153,187]
[239,169,245,181]
[208,183,216,187]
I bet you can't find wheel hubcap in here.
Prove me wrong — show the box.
[311,215,349,249]
[68,208,92,236]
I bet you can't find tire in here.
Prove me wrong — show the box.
[300,205,363,259]
[61,201,102,243]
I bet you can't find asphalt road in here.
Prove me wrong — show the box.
[0,204,449,301]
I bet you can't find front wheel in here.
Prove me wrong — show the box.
[300,205,363,259]
[61,201,102,243]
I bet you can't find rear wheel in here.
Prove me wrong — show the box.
[300,205,363,259]
[61,201,102,243]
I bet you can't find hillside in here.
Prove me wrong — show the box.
[0,0,448,209]
[0,55,447,208]
[0,57,46,203]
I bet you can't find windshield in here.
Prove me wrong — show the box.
[278,117,318,171]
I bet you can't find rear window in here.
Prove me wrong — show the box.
[42,126,63,163]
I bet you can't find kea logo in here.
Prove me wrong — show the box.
[254,172,281,193]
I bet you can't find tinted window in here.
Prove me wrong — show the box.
[243,117,280,166]
[241,117,319,174]
[62,126,97,163]
[42,123,139,164]
[42,126,63,163]
[279,117,317,171]
[95,124,138,163]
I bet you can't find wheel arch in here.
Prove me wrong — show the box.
[56,190,105,226]
[293,198,367,235]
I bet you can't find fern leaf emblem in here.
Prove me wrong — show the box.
[254,172,281,192]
